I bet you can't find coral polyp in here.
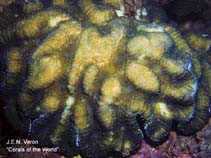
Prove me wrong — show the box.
[0,0,210,157]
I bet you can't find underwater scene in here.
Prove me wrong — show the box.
[0,0,211,158]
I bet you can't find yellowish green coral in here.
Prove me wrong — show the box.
[21,1,44,15]
[0,9,70,43]
[0,1,211,158]
[126,62,160,92]
[79,0,115,25]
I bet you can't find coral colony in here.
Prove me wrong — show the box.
[0,0,211,157]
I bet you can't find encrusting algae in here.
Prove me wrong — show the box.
[0,0,211,158]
